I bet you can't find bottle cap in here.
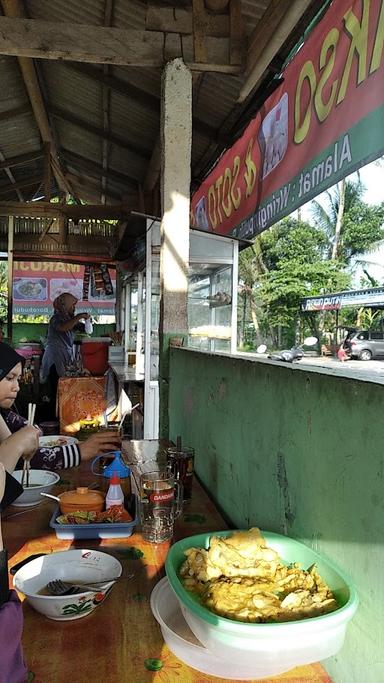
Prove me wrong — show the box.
[110,471,120,485]
[103,451,131,479]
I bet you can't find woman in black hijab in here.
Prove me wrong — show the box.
[0,344,39,470]
[0,342,121,473]
[0,343,39,508]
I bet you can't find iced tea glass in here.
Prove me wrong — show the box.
[139,470,183,543]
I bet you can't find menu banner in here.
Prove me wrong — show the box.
[13,261,116,316]
[191,0,384,239]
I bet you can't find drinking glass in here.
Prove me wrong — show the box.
[139,470,183,543]
[166,446,195,500]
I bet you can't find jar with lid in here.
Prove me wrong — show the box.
[58,487,105,514]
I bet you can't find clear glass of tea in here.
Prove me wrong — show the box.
[139,470,183,543]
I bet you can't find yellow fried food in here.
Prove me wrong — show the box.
[179,528,339,624]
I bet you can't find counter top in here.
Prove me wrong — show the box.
[109,361,144,383]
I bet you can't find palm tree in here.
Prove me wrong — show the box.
[310,177,363,260]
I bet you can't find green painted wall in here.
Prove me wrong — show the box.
[168,348,384,683]
[8,322,115,345]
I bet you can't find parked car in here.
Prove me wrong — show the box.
[344,330,384,360]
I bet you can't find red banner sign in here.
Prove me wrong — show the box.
[13,261,116,316]
[191,0,384,238]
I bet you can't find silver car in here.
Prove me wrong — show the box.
[345,330,384,360]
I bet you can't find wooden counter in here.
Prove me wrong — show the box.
[3,442,331,683]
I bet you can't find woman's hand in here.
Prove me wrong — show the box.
[0,426,40,472]
[76,312,90,321]
[16,426,40,460]
[79,431,121,462]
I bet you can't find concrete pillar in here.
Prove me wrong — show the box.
[159,58,192,437]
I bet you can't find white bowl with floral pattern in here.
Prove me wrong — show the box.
[13,549,122,620]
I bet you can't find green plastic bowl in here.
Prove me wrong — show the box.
[165,530,358,674]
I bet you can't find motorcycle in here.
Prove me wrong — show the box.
[257,336,318,363]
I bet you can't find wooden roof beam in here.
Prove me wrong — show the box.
[145,4,229,36]
[0,15,241,73]
[1,0,79,202]
[0,150,24,201]
[0,149,43,171]
[238,0,319,102]
[0,175,42,197]
[0,200,132,220]
[101,0,114,206]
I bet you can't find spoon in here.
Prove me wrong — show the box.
[40,493,61,502]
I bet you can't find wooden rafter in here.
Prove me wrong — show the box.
[0,152,23,201]
[0,15,241,73]
[0,200,132,220]
[192,0,207,63]
[101,0,114,205]
[238,0,316,102]
[229,0,244,66]
[144,138,161,194]
[43,142,51,201]
[0,175,42,197]
[145,5,229,36]
[0,149,43,171]
[1,0,78,202]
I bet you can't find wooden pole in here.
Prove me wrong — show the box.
[7,215,14,341]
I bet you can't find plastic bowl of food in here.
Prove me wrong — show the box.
[165,530,358,679]
[151,576,265,680]
[12,470,61,507]
[13,549,122,621]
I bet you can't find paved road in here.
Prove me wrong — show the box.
[242,351,384,384]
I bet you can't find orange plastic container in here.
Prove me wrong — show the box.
[58,487,105,514]
[80,340,110,375]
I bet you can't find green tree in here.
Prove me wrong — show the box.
[311,179,384,264]
[257,219,350,345]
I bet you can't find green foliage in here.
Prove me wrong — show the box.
[257,220,350,329]
[342,201,384,259]
[238,178,384,347]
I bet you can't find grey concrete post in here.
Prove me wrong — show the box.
[159,58,192,437]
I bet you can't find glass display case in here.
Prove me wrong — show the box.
[122,219,160,440]
[121,222,238,438]
[187,230,238,353]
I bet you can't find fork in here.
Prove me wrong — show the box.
[46,575,132,596]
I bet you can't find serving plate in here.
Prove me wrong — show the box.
[39,435,78,448]
[49,496,138,539]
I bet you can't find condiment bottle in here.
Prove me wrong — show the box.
[106,472,124,509]
[91,451,131,499]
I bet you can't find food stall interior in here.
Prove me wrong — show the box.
[115,215,239,440]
